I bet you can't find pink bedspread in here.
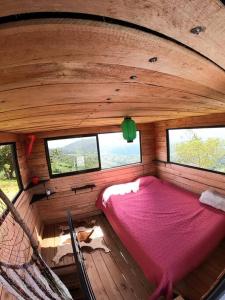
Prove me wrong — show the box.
[96,176,225,300]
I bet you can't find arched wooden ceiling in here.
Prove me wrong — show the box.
[0,2,224,133]
[0,0,224,69]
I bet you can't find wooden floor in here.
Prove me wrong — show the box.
[41,220,75,269]
[41,214,154,299]
[41,214,225,300]
[176,238,225,300]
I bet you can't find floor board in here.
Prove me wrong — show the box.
[176,238,225,300]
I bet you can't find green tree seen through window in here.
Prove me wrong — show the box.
[171,131,225,172]
[0,144,20,203]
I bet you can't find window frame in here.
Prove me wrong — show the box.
[166,125,225,176]
[0,142,23,204]
[44,131,142,178]
[44,134,102,178]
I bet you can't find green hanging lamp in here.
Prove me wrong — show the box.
[121,117,137,143]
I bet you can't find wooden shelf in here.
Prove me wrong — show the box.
[25,179,48,191]
[30,193,46,204]
[30,192,56,204]
[71,184,96,194]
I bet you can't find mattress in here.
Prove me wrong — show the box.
[96,176,225,299]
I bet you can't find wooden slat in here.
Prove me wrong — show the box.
[0,64,224,101]
[90,250,124,299]
[83,252,109,300]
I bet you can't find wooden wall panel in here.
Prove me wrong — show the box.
[155,112,225,195]
[16,136,30,188]
[28,124,156,224]
[0,133,42,299]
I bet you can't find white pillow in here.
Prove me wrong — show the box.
[199,190,225,212]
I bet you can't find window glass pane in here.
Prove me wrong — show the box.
[47,136,100,175]
[168,128,225,173]
[0,144,20,202]
[98,131,141,169]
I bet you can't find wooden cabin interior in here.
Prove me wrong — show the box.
[0,1,225,299]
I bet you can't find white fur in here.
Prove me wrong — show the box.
[53,225,110,264]
[199,190,225,212]
[102,179,140,206]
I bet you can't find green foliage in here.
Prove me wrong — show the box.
[50,148,99,174]
[0,178,19,201]
[0,145,15,179]
[173,133,225,172]
[0,145,19,205]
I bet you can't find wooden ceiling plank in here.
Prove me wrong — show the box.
[1,83,225,114]
[0,101,223,122]
[0,109,220,123]
[0,1,224,68]
[0,111,220,133]
[0,20,224,93]
[1,63,224,101]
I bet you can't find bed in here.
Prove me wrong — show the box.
[96,176,225,300]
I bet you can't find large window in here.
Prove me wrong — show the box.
[45,131,141,177]
[98,131,141,169]
[0,143,22,203]
[167,127,225,174]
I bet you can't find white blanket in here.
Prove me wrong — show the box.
[200,190,225,212]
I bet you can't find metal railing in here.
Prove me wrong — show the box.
[67,211,96,300]
[202,270,225,300]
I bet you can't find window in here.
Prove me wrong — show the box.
[46,135,100,176]
[45,131,141,177]
[167,127,225,174]
[98,131,141,169]
[0,143,22,203]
